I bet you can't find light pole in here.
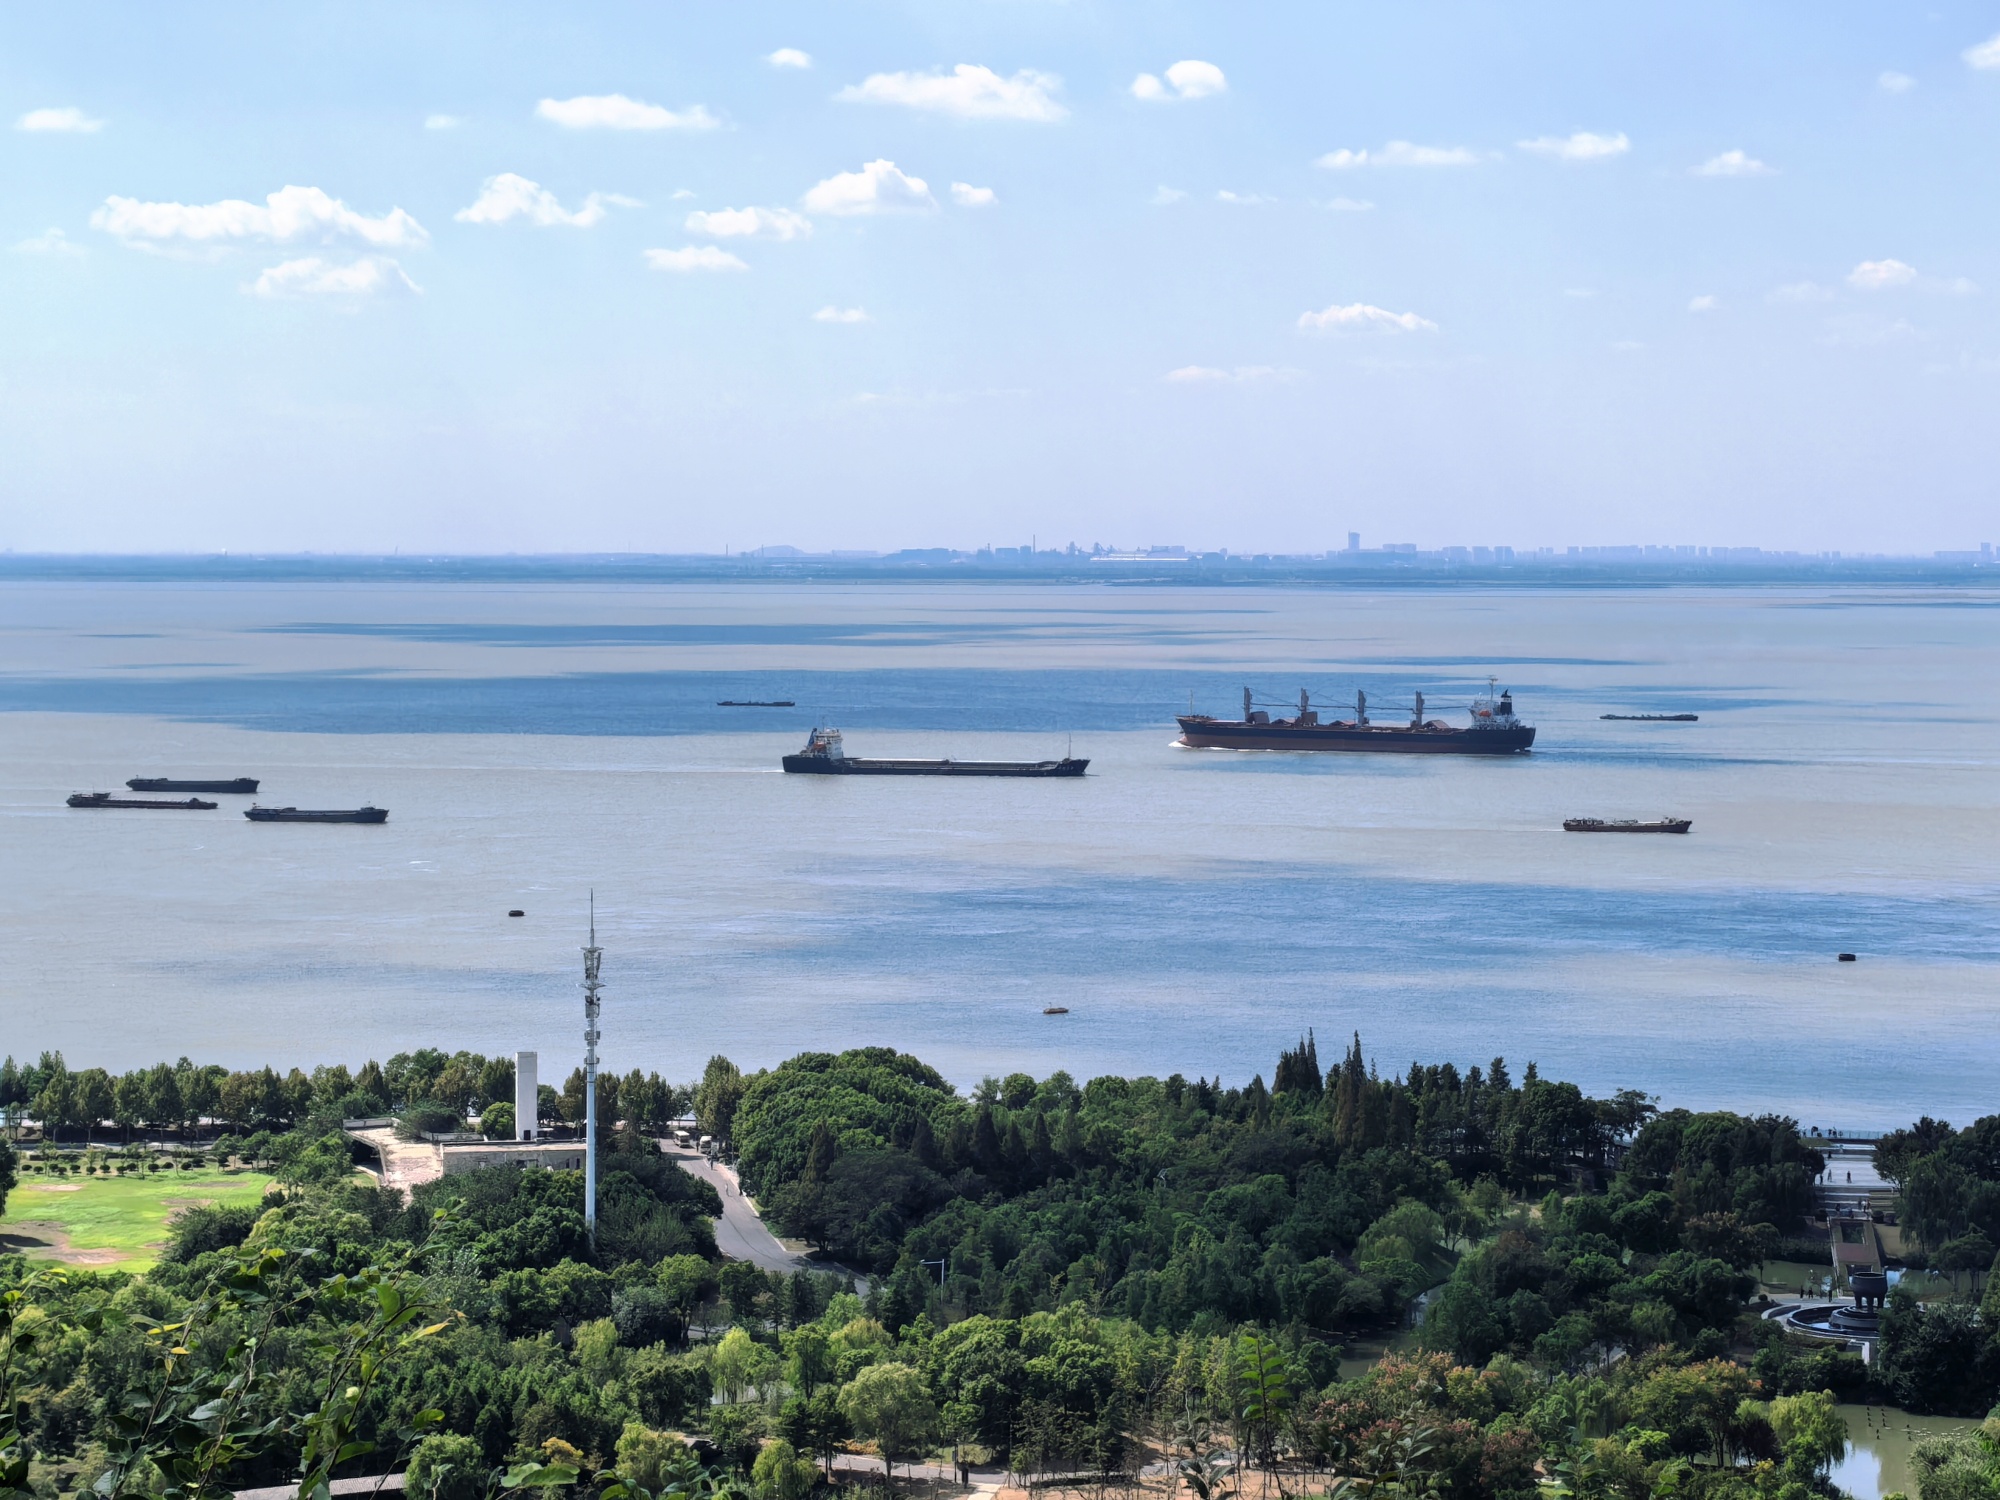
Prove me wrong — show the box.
[583,895,602,1249]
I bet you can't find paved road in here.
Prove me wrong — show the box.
[661,1145,830,1275]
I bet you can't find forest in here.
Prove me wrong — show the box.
[3,1035,1999,1500]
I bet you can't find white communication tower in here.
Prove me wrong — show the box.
[582,893,602,1247]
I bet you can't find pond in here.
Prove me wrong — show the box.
[1829,1405,1978,1500]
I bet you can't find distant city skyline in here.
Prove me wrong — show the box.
[4,3,2000,553]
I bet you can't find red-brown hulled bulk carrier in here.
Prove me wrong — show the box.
[1177,679,1535,755]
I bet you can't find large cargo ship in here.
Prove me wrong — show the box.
[783,727,1087,777]
[1176,680,1535,755]
[128,776,259,793]
[245,805,389,823]
[69,791,217,809]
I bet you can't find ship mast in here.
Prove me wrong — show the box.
[582,893,602,1249]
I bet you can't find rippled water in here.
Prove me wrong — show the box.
[1,580,1994,1123]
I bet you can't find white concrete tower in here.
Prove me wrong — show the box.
[515,1050,538,1141]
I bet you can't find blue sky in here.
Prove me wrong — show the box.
[4,2,1998,554]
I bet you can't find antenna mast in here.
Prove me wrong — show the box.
[582,892,602,1248]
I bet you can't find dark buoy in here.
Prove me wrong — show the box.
[508,909,525,918]
[1837,952,1856,962]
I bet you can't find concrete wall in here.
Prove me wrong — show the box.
[515,1050,538,1140]
[440,1141,583,1176]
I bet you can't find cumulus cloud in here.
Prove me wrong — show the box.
[536,94,720,131]
[813,306,869,323]
[1518,131,1629,161]
[1878,71,1915,93]
[1849,258,1917,290]
[766,48,812,69]
[17,106,103,133]
[1131,60,1228,101]
[425,114,463,130]
[92,185,427,247]
[685,206,813,240]
[1151,186,1188,205]
[246,255,418,299]
[1316,142,1479,169]
[1692,149,1773,177]
[456,174,635,228]
[1164,365,1296,383]
[835,65,1066,121]
[1770,281,1835,303]
[1298,302,1438,334]
[1965,32,2000,69]
[644,245,748,273]
[950,182,997,207]
[1688,294,1719,313]
[802,159,935,215]
[13,228,85,256]
[1215,190,1267,205]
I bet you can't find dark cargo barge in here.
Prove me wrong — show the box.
[1177,681,1535,755]
[783,728,1087,778]
[245,805,389,823]
[69,791,217,810]
[127,777,260,793]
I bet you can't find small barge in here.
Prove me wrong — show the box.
[127,777,260,793]
[782,727,1087,778]
[245,805,389,823]
[1600,714,1698,723]
[718,700,795,707]
[1563,817,1692,834]
[69,791,217,810]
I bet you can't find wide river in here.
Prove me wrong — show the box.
[0,579,1993,1125]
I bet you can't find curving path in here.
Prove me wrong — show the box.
[660,1143,829,1276]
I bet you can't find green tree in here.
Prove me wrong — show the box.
[751,1437,816,1500]
[615,1421,693,1490]
[711,1326,775,1404]
[782,1325,835,1397]
[1235,1332,1294,1477]
[407,1433,487,1500]
[1767,1390,1848,1475]
[481,1101,517,1141]
[837,1361,936,1481]
[695,1056,748,1143]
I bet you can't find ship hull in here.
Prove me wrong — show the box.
[245,807,389,823]
[1175,718,1534,755]
[69,794,217,809]
[127,777,259,793]
[783,756,1088,777]
[1564,819,1691,834]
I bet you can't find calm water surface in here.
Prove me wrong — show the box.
[0,580,1994,1120]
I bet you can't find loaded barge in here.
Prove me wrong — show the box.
[783,727,1087,778]
[246,805,389,823]
[68,791,216,810]
[1177,680,1534,755]
[127,777,260,793]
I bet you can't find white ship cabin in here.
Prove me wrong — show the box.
[800,727,845,757]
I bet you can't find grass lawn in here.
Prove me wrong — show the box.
[1,1169,275,1272]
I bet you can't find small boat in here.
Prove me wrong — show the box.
[508,910,525,918]
[245,805,389,824]
[69,791,217,810]
[1563,817,1692,834]
[783,727,1087,777]
[126,777,260,793]
[1600,714,1698,722]
[717,700,795,707]
[1043,1006,1070,1015]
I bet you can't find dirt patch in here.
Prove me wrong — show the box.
[0,1223,126,1266]
[162,1197,220,1210]
[23,1183,85,1192]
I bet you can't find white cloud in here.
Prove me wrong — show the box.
[1878,71,1915,93]
[424,114,463,130]
[950,182,997,207]
[813,306,869,323]
[1151,186,1188,205]
[92,185,427,247]
[1298,302,1439,334]
[13,227,85,256]
[802,159,934,215]
[1215,190,1267,205]
[835,65,1066,122]
[1132,59,1227,101]
[246,255,418,299]
[536,95,720,131]
[1325,197,1375,212]
[1692,149,1773,177]
[1518,131,1630,161]
[1688,294,1719,313]
[1771,281,1834,303]
[671,189,696,200]
[1316,141,1479,170]
[685,205,813,240]
[1964,32,2000,69]
[1164,365,1295,384]
[644,245,747,273]
[456,173,635,228]
[766,48,812,70]
[1849,258,1917,290]
[17,106,103,133]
